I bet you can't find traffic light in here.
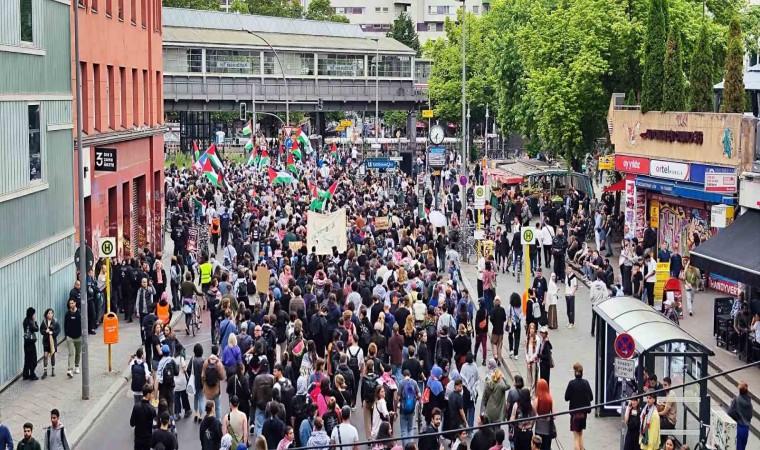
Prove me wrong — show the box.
[317,97,323,111]
[240,102,247,121]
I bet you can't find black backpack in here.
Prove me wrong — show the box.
[161,360,176,388]
[361,373,379,404]
[131,362,147,392]
[309,314,325,341]
[278,379,296,418]
[347,347,361,373]
[291,392,312,427]
[236,279,248,301]
[205,362,219,387]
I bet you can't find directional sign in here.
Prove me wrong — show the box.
[74,245,94,272]
[99,237,116,258]
[340,119,353,128]
[614,357,636,379]
[422,109,434,119]
[474,185,487,209]
[614,332,636,359]
[521,226,537,245]
[365,158,396,170]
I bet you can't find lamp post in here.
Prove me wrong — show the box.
[243,30,290,126]
[73,0,90,401]
[460,0,467,225]
[372,38,380,157]
[485,103,489,161]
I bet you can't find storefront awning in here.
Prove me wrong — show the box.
[635,176,737,205]
[485,168,524,185]
[604,178,626,193]
[690,209,760,286]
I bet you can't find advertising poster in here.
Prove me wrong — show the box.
[624,180,635,231]
[635,189,646,240]
[654,262,670,303]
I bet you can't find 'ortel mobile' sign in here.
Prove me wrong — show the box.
[649,159,690,181]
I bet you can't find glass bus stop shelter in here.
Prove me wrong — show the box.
[592,296,714,447]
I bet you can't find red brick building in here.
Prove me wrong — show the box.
[72,0,164,259]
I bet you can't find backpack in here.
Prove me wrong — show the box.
[400,378,417,415]
[291,393,312,426]
[236,279,248,301]
[161,360,176,388]
[278,379,296,417]
[358,321,372,347]
[310,372,324,404]
[532,300,542,319]
[382,379,398,413]
[361,373,379,404]
[347,347,361,374]
[204,362,219,387]
[220,212,231,229]
[309,314,325,341]
[131,362,147,392]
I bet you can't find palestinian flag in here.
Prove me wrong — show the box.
[268,167,295,185]
[309,197,325,211]
[309,182,318,200]
[319,180,339,200]
[286,152,299,177]
[290,139,302,160]
[242,120,253,136]
[330,142,338,157]
[205,143,223,170]
[193,140,200,161]
[258,149,271,170]
[295,126,312,154]
[246,151,257,167]
[202,158,222,187]
[244,139,254,152]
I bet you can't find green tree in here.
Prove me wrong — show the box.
[689,23,714,112]
[641,0,668,113]
[387,13,420,56]
[383,110,409,130]
[163,0,219,9]
[662,28,686,111]
[245,0,303,18]
[305,0,349,22]
[721,16,746,113]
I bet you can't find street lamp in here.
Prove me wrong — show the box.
[371,38,380,157]
[485,103,489,161]
[460,0,467,225]
[243,29,290,126]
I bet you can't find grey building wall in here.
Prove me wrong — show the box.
[0,0,76,387]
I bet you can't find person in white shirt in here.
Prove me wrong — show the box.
[330,406,359,450]
[541,223,554,269]
[476,253,486,299]
[565,266,578,328]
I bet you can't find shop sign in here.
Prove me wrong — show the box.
[639,129,704,145]
[704,173,738,193]
[615,154,650,175]
[689,164,736,184]
[739,173,760,210]
[708,273,741,296]
[710,204,734,228]
[649,160,690,181]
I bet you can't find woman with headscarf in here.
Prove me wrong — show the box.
[547,273,559,329]
[422,365,446,424]
[481,359,510,424]
[459,352,480,436]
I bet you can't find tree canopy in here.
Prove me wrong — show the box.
[387,13,420,56]
[305,0,349,23]
[721,15,746,113]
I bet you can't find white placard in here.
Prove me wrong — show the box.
[614,358,636,379]
[307,207,348,255]
[474,185,487,210]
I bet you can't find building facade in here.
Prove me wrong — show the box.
[607,93,757,293]
[73,0,164,259]
[0,0,76,387]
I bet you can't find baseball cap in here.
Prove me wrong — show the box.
[161,345,170,355]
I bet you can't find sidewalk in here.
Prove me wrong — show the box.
[0,244,181,446]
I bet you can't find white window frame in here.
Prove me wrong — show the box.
[19,0,35,45]
[27,102,45,185]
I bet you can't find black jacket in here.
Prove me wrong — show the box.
[130,399,156,442]
[564,377,593,412]
[199,416,222,450]
[63,310,82,339]
[418,425,440,450]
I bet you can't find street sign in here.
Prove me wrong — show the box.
[340,119,353,128]
[614,332,635,359]
[98,237,116,258]
[366,158,396,169]
[284,137,293,149]
[614,357,636,379]
[428,147,446,167]
[598,155,615,171]
[282,126,293,136]
[335,125,345,132]
[459,175,468,186]
[474,185,487,209]
[74,245,94,271]
[474,230,485,240]
[521,227,537,245]
[94,148,117,172]
[422,109,434,119]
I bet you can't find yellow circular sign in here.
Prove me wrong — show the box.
[475,186,484,197]
[523,229,534,242]
[101,240,114,257]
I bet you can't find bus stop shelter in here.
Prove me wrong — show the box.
[593,296,714,446]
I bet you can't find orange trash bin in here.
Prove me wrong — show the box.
[103,312,119,344]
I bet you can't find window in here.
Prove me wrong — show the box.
[94,64,102,131]
[108,65,116,129]
[427,23,436,32]
[120,67,127,128]
[155,71,162,124]
[92,0,98,12]
[473,5,479,14]
[317,53,365,77]
[20,0,33,43]
[483,3,491,12]
[28,104,41,182]
[162,48,203,73]
[131,0,136,24]
[132,69,139,126]
[106,0,112,16]
[382,7,388,12]
[118,0,124,20]
[264,52,314,76]
[372,55,412,78]
[415,60,432,84]
[143,69,149,125]
[81,62,90,133]
[206,49,261,75]
[141,0,146,27]
[375,7,381,12]
[428,6,451,15]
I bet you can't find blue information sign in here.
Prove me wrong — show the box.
[366,158,396,169]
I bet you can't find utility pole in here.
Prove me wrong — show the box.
[73,0,90,400]
[485,103,489,162]
[373,38,380,157]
